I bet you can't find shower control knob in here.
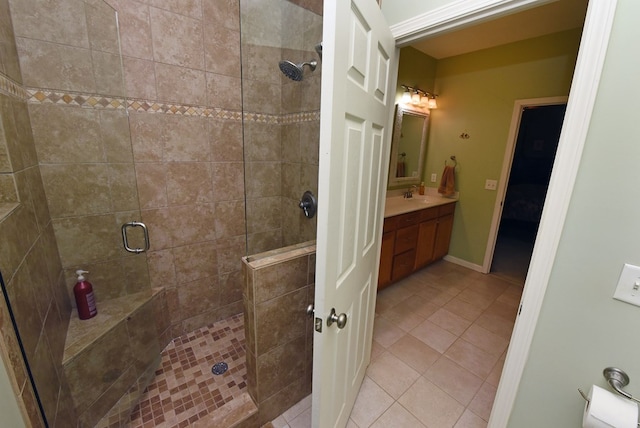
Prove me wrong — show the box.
[299,190,317,219]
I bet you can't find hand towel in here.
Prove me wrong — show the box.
[396,161,405,177]
[438,165,456,196]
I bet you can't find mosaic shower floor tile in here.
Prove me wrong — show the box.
[128,313,246,427]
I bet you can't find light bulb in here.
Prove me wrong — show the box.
[401,89,411,104]
[428,97,438,109]
[411,91,420,105]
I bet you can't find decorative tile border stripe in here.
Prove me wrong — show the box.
[0,74,28,100]
[25,87,320,124]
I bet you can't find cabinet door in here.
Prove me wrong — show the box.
[433,214,454,260]
[392,250,417,281]
[415,219,437,268]
[378,231,395,289]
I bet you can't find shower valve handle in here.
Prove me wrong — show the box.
[299,190,317,219]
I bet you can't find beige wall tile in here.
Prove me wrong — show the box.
[208,119,243,162]
[53,214,121,267]
[166,162,213,205]
[169,203,216,246]
[0,173,16,202]
[204,27,241,78]
[172,241,218,284]
[99,110,133,163]
[109,163,140,212]
[91,50,125,97]
[16,37,95,92]
[162,115,209,161]
[150,7,203,70]
[126,299,160,375]
[203,0,239,31]
[147,249,176,288]
[0,95,21,172]
[257,335,305,402]
[177,277,220,317]
[129,112,165,162]
[11,99,38,169]
[241,44,280,85]
[0,0,22,82]
[141,208,172,250]
[219,269,243,306]
[40,164,111,218]
[30,104,103,163]
[217,235,246,274]
[243,122,281,161]
[135,162,167,209]
[63,322,132,410]
[242,78,280,115]
[85,0,120,55]
[255,287,307,354]
[117,1,153,60]
[23,166,50,231]
[253,256,308,304]
[24,238,55,322]
[205,72,242,110]
[211,162,244,202]
[123,56,157,100]
[214,200,245,239]
[155,62,206,105]
[9,0,90,48]
[29,335,59,422]
[5,262,42,359]
[138,0,202,19]
[245,162,281,199]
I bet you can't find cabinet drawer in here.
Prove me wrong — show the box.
[392,250,416,280]
[396,211,421,228]
[439,203,456,216]
[420,207,438,222]
[394,225,419,254]
[383,216,397,233]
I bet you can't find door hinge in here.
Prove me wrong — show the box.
[518,304,523,315]
[314,317,323,333]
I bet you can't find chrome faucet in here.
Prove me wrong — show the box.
[404,185,418,199]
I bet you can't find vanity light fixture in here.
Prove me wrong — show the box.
[401,85,438,109]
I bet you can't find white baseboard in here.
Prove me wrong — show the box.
[443,255,484,273]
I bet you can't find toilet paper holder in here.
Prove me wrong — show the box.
[579,367,640,407]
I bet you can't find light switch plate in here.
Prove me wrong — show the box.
[613,263,640,307]
[430,173,437,183]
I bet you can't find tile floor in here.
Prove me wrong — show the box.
[128,313,247,427]
[271,260,524,428]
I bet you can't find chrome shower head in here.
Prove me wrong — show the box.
[279,59,317,81]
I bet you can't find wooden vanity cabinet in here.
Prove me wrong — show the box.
[378,202,456,290]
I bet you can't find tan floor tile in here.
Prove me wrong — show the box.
[473,312,515,340]
[444,339,499,379]
[454,409,488,428]
[288,407,311,428]
[389,335,440,374]
[444,298,484,321]
[467,382,497,421]
[399,377,465,428]
[366,351,420,399]
[484,300,519,321]
[485,354,506,387]
[370,402,427,428]
[349,377,394,427]
[371,339,385,361]
[428,308,472,336]
[461,324,509,357]
[424,358,483,406]
[372,316,405,348]
[416,285,456,306]
[282,395,311,423]
[381,304,426,332]
[456,288,494,310]
[410,319,458,353]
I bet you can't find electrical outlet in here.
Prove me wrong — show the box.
[613,264,640,307]
[485,179,497,190]
[430,173,437,183]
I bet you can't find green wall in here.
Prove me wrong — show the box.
[427,29,581,266]
[509,0,640,425]
[381,0,452,26]
[0,357,24,427]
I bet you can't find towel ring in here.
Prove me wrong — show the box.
[445,155,457,167]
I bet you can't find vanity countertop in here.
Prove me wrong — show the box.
[384,189,458,218]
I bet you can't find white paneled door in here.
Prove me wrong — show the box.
[312,0,398,426]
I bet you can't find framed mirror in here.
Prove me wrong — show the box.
[388,104,430,187]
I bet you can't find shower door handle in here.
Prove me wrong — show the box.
[121,221,150,254]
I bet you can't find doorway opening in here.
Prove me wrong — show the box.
[490,103,567,284]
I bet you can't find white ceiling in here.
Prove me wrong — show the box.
[411,0,589,59]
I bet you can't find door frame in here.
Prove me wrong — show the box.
[482,96,568,275]
[388,0,618,426]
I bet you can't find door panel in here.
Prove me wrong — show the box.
[313,0,398,426]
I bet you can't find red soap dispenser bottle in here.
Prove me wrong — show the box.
[74,270,97,320]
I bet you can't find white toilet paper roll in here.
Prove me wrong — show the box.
[583,385,638,428]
